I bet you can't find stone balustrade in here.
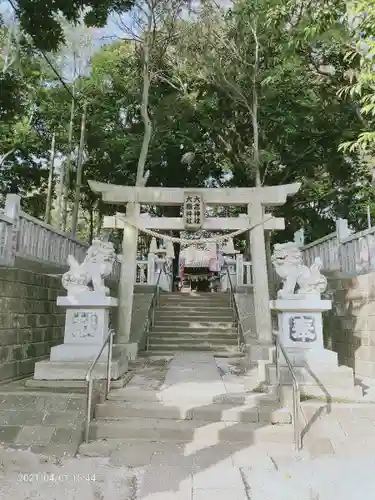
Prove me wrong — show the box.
[18,212,88,267]
[300,232,340,271]
[0,194,89,272]
[296,219,375,275]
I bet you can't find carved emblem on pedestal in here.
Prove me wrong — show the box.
[183,193,204,231]
[71,311,98,339]
[289,315,317,342]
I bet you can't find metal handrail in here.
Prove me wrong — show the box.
[84,329,114,443]
[273,330,302,451]
[144,263,169,351]
[225,265,245,351]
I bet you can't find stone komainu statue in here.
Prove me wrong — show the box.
[62,239,116,296]
[271,242,327,298]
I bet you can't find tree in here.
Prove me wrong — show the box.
[338,0,375,153]
[176,0,267,186]
[14,0,135,51]
[0,22,59,215]
[50,18,98,230]
[174,0,373,241]
[6,0,375,246]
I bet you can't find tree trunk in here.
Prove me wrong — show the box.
[136,13,152,186]
[252,20,261,188]
[71,102,87,237]
[44,132,56,224]
[62,94,75,231]
[3,23,14,74]
[96,215,104,238]
[0,148,15,168]
[89,207,94,244]
[163,206,181,289]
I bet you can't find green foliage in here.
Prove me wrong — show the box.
[15,0,135,51]
[338,0,375,153]
[172,0,373,241]
[3,0,375,245]
[0,25,57,211]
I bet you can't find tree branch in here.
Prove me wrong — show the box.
[0,148,16,167]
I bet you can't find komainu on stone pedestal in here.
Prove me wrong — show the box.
[271,242,327,298]
[62,239,116,296]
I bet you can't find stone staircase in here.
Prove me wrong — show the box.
[144,292,241,356]
[80,354,293,458]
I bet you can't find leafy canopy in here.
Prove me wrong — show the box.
[14,0,135,51]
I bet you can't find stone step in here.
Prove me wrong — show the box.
[103,387,277,405]
[0,390,86,408]
[143,349,244,358]
[24,379,88,393]
[299,385,364,402]
[157,311,234,317]
[301,400,375,419]
[0,387,87,453]
[159,299,231,306]
[95,400,291,424]
[33,358,127,381]
[146,344,238,352]
[153,320,234,328]
[155,313,234,321]
[152,325,236,333]
[157,306,233,312]
[148,336,238,345]
[89,417,294,443]
[266,364,355,388]
[24,372,132,392]
[148,331,238,339]
[157,304,232,310]
[161,292,229,296]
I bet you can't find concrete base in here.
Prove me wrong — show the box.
[33,355,128,381]
[279,381,363,404]
[266,361,363,402]
[50,343,109,362]
[280,347,338,367]
[25,371,132,391]
[248,341,274,363]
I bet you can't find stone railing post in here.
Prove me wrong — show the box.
[294,228,305,247]
[147,253,156,285]
[236,254,244,286]
[4,193,21,266]
[336,218,351,271]
[220,269,228,291]
[336,218,350,242]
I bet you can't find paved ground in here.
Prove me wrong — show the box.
[1,353,375,499]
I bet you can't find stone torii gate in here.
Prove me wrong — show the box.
[89,181,301,348]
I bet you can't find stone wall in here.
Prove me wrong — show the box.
[324,271,375,379]
[235,287,257,344]
[0,267,65,382]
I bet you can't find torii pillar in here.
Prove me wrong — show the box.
[89,181,301,348]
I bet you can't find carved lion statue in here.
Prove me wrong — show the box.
[271,242,327,298]
[62,239,116,296]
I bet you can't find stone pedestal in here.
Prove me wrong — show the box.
[269,296,362,402]
[271,297,331,364]
[33,293,128,381]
